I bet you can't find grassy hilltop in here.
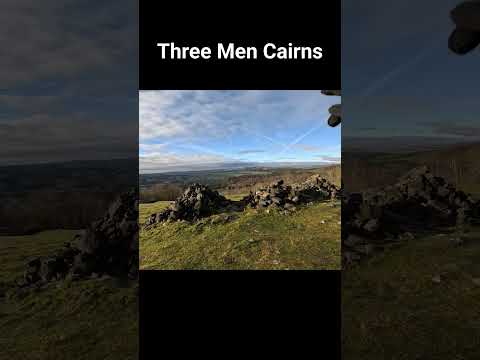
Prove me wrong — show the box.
[140,166,341,270]
[140,196,341,270]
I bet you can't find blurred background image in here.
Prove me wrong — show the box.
[342,1,480,359]
[343,1,479,191]
[0,1,139,358]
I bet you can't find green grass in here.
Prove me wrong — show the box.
[138,201,170,224]
[0,230,138,359]
[343,227,480,359]
[224,193,248,201]
[140,200,341,270]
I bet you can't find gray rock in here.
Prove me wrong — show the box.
[271,197,283,205]
[247,176,339,211]
[284,203,296,211]
[259,200,269,207]
[148,184,233,224]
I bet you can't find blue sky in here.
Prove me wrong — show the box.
[139,91,341,172]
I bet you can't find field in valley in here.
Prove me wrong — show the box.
[140,165,341,202]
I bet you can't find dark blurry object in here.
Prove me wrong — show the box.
[449,1,480,54]
[327,104,342,127]
[342,166,479,266]
[321,90,342,127]
[321,90,341,96]
[20,190,139,287]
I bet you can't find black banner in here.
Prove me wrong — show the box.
[140,271,341,358]
[139,2,341,89]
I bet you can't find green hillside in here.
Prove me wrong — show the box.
[138,201,170,224]
[140,199,341,270]
[0,231,138,359]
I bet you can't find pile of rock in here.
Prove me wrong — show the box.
[243,180,296,211]
[342,166,479,265]
[245,177,339,212]
[145,183,236,225]
[145,178,340,226]
[21,190,139,287]
[305,175,341,199]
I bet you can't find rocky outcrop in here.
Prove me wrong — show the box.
[20,190,139,287]
[342,166,479,266]
[145,177,340,226]
[245,177,339,212]
[145,184,238,225]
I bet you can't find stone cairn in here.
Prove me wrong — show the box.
[21,190,139,288]
[146,177,340,226]
[145,183,237,226]
[342,166,479,266]
[244,176,339,212]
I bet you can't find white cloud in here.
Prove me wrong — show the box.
[139,90,336,142]
[140,153,229,172]
[139,90,340,172]
[139,143,168,154]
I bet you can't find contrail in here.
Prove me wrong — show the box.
[243,129,289,151]
[355,5,449,100]
[359,35,444,102]
[256,134,287,148]
[278,114,330,156]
